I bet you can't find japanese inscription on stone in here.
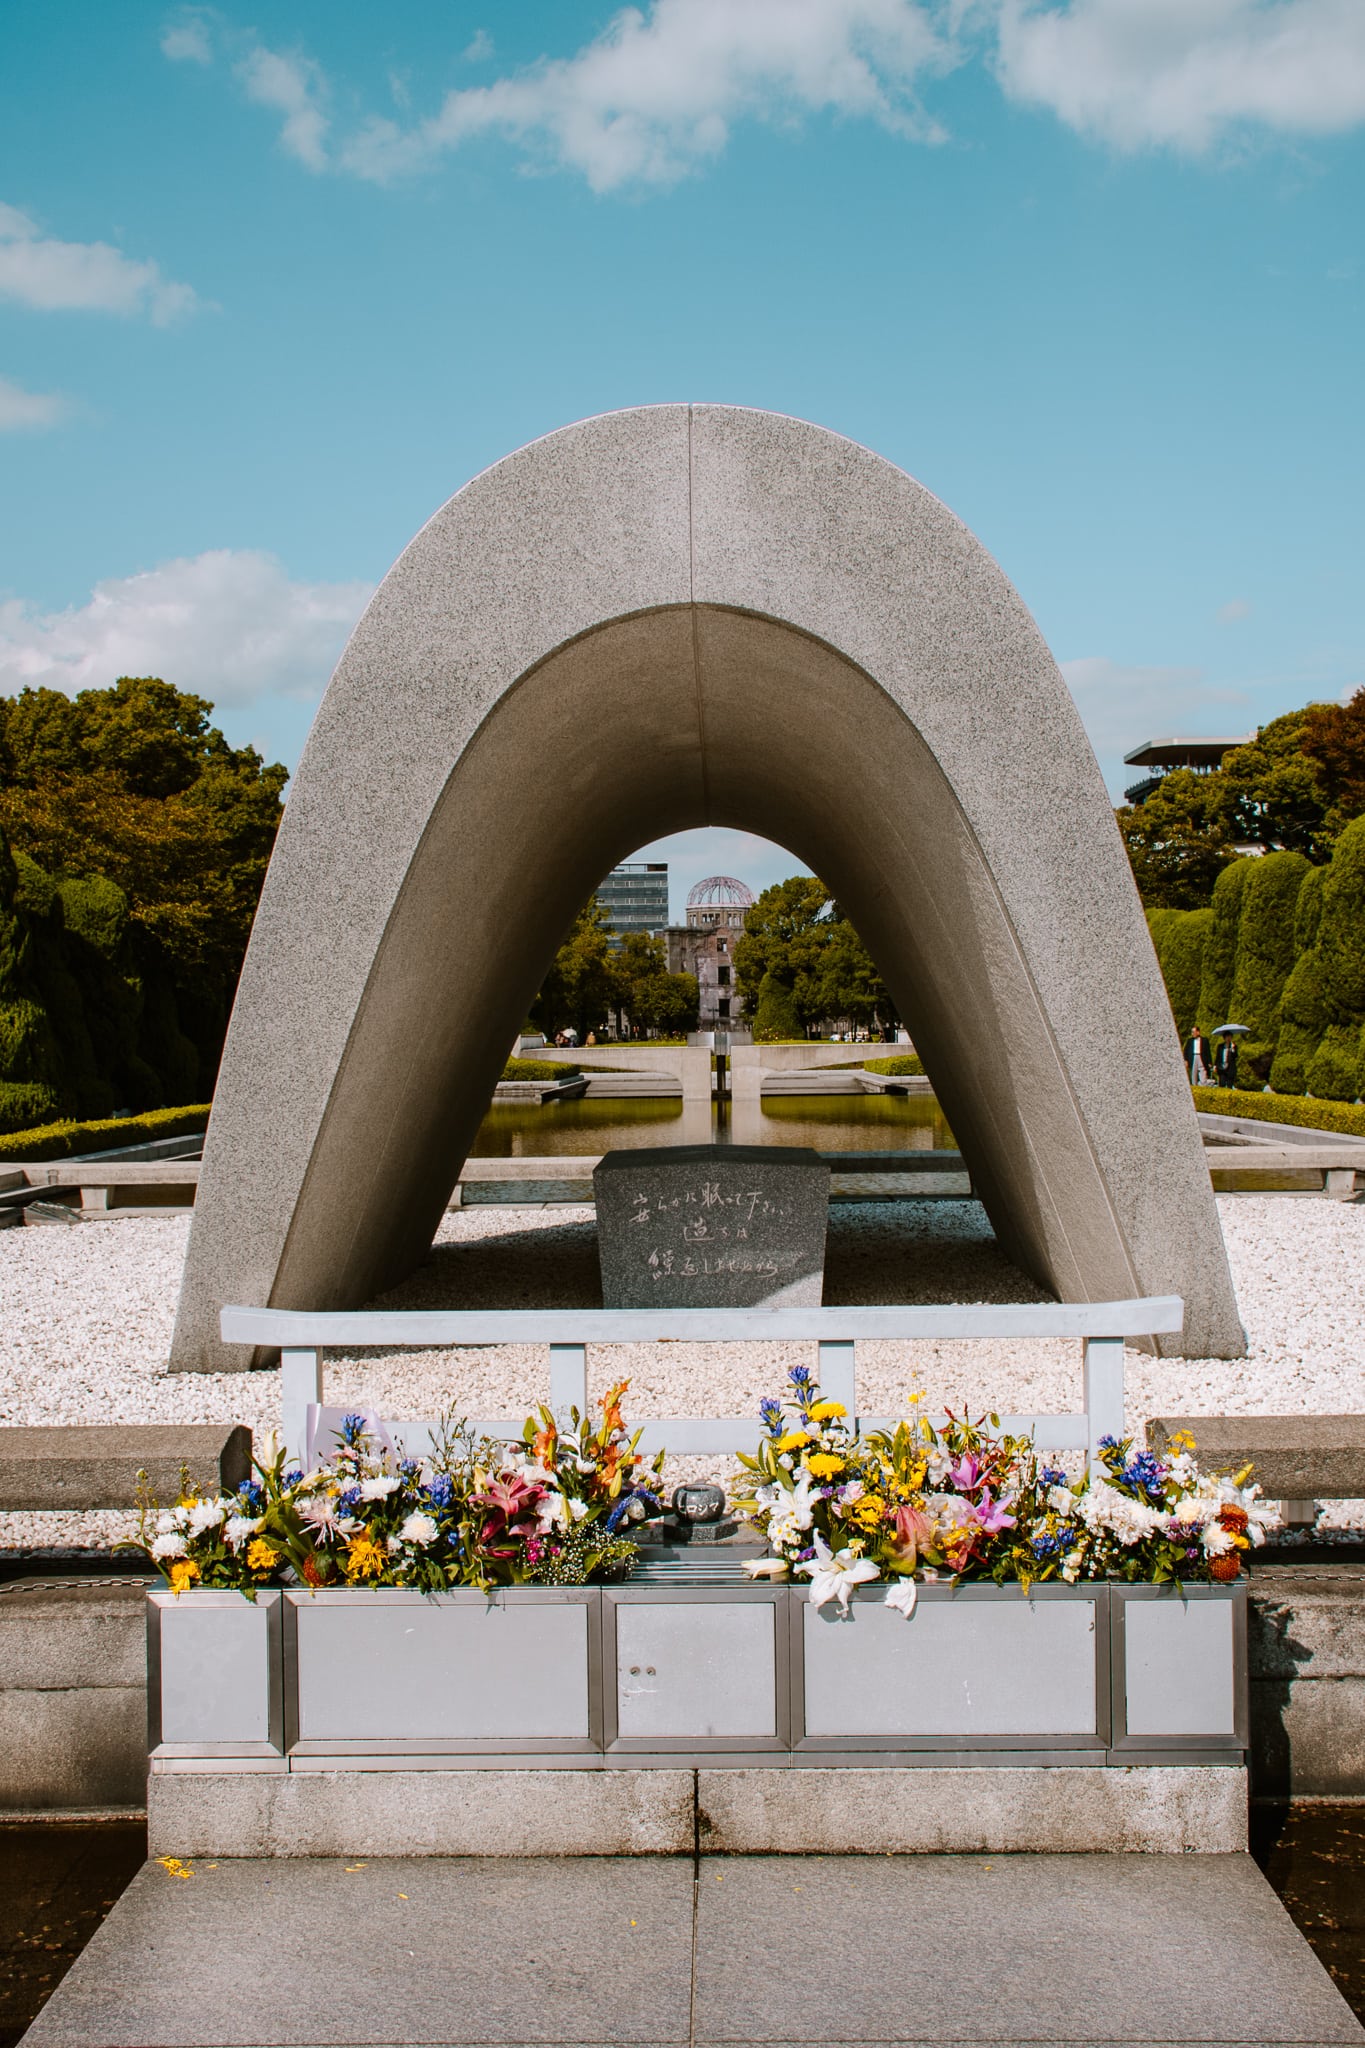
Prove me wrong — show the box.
[594,1144,829,1308]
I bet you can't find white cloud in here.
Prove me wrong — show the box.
[0,201,198,324]
[0,375,68,432]
[0,550,373,707]
[994,0,1365,153]
[161,13,213,65]
[236,46,331,172]
[1217,597,1253,622]
[184,1,954,190]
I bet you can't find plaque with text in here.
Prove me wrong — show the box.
[593,1144,829,1308]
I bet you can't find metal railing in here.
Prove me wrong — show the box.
[220,1298,1184,1473]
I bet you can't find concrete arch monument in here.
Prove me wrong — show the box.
[172,405,1243,1371]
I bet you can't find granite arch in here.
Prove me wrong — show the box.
[172,405,1243,1371]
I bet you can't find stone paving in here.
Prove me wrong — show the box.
[19,1851,1365,2047]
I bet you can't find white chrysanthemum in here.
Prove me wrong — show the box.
[360,1475,400,1500]
[188,1499,226,1536]
[154,1509,179,1536]
[224,1515,262,1551]
[1077,1477,1167,1546]
[1047,1485,1076,1516]
[1202,1520,1236,1556]
[150,1531,187,1560]
[386,1534,403,1554]
[400,1512,438,1547]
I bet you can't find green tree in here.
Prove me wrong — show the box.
[1221,710,1334,859]
[1316,814,1365,1024]
[1227,850,1311,1084]
[643,972,700,1036]
[1198,858,1254,1027]
[1146,907,1211,1041]
[1116,770,1238,909]
[1301,686,1365,842]
[752,970,804,1042]
[735,876,894,1033]
[531,898,619,1041]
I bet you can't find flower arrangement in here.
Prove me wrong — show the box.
[129,1382,664,1596]
[731,1369,1276,1609]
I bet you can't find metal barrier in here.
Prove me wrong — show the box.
[219,1298,1184,1473]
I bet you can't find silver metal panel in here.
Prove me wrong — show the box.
[150,1590,282,1751]
[1120,1592,1238,1738]
[801,1588,1099,1739]
[289,1590,592,1743]
[614,1600,778,1740]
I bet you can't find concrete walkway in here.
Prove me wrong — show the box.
[20,1852,1364,2048]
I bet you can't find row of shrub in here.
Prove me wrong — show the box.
[1147,816,1365,1100]
[0,1102,211,1164]
[861,1054,927,1077]
[1190,1086,1365,1139]
[500,1058,581,1082]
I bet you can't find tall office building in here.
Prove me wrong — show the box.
[595,862,669,939]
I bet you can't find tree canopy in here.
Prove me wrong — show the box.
[735,876,896,1035]
[1117,686,1365,910]
[0,677,288,1132]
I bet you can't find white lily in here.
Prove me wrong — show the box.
[742,1557,789,1580]
[798,1535,880,1612]
[883,1577,918,1619]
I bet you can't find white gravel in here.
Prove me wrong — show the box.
[2,1196,1362,1549]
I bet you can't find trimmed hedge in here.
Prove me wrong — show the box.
[501,1058,580,1082]
[862,1054,927,1076]
[1192,1086,1365,1138]
[1198,858,1253,1029]
[1228,849,1311,1084]
[0,1101,211,1163]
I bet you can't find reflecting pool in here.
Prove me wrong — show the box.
[469,1092,956,1157]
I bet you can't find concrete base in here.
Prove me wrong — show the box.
[20,1850,1363,2047]
[149,1763,1248,1858]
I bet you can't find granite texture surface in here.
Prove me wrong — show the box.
[594,1143,828,1307]
[1151,1413,1365,1496]
[174,405,1241,1373]
[0,1424,249,1508]
[20,1849,1362,2047]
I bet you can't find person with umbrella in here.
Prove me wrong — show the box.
[1211,1022,1250,1090]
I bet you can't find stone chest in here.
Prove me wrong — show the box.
[593,1144,829,1308]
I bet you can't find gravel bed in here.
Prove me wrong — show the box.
[1,1196,1361,1548]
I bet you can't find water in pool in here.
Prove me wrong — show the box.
[468,1092,956,1157]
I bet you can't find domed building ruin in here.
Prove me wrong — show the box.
[664,874,754,1030]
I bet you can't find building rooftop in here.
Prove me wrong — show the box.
[1122,736,1252,771]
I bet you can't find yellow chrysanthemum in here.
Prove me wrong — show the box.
[851,1495,886,1529]
[808,1400,847,1422]
[344,1533,388,1582]
[806,1452,845,1479]
[246,1538,279,1575]
[774,1430,812,1453]
[168,1558,200,1594]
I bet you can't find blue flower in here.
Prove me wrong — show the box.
[1120,1452,1167,1503]
[788,1365,813,1389]
[1040,1466,1066,1488]
[1031,1531,1064,1558]
[340,1413,368,1445]
[237,1480,264,1512]
[425,1475,456,1510]
[1097,1434,1119,1451]
[282,1467,303,1489]
[605,1499,632,1534]
[399,1458,421,1478]
[337,1485,362,1511]
[759,1397,783,1434]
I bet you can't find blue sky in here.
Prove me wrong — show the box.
[1,0,1361,919]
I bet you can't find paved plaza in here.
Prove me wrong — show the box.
[21,1850,1364,2048]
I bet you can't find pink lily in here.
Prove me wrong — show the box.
[975,1487,1016,1534]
